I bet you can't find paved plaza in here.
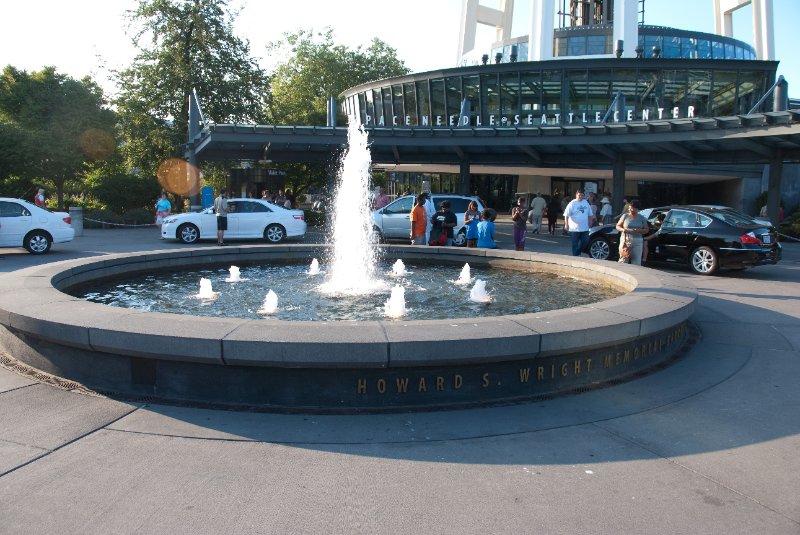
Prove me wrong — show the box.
[0,223,798,534]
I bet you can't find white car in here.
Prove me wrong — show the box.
[161,198,307,244]
[0,198,75,254]
[372,194,485,246]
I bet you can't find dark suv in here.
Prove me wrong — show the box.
[371,194,484,246]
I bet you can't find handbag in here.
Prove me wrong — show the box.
[429,229,448,246]
[618,235,632,263]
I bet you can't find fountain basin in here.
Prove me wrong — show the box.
[0,245,696,412]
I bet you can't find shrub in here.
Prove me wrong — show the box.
[303,210,326,227]
[83,209,124,229]
[123,208,156,226]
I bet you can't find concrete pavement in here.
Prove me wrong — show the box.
[0,225,798,534]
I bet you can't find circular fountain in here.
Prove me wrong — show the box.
[0,123,696,412]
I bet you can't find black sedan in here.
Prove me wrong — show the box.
[583,205,782,275]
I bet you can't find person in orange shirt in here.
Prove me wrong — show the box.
[409,194,428,245]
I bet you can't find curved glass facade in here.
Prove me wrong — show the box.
[341,58,776,128]
[486,26,757,62]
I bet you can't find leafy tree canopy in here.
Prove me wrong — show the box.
[115,0,269,181]
[265,29,409,195]
[0,66,116,208]
[266,28,409,126]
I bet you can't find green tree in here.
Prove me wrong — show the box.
[114,0,269,195]
[267,28,409,126]
[0,66,116,208]
[266,29,409,196]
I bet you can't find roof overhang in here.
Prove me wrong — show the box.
[191,110,800,174]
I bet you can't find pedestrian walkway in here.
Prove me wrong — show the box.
[0,228,798,534]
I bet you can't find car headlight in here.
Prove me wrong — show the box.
[163,217,178,224]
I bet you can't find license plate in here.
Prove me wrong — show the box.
[762,235,771,244]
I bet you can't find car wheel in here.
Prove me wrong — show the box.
[690,246,718,275]
[588,237,611,260]
[264,224,286,243]
[24,231,51,254]
[177,223,200,244]
[453,229,467,247]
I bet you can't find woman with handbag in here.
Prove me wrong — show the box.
[615,200,648,265]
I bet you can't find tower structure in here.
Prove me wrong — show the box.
[713,0,774,60]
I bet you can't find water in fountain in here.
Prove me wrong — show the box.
[225,265,247,282]
[455,263,472,285]
[196,278,218,299]
[257,290,278,315]
[469,279,492,303]
[391,259,408,277]
[319,122,387,296]
[307,258,321,276]
[384,285,407,318]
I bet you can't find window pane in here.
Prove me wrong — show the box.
[382,87,393,126]
[711,71,738,115]
[568,36,586,56]
[663,36,680,58]
[736,71,767,113]
[480,74,500,125]
[446,77,462,125]
[681,37,697,59]
[586,35,607,55]
[542,70,561,120]
[372,89,383,125]
[403,82,417,125]
[392,84,404,123]
[564,69,588,115]
[416,81,431,125]
[463,75,480,125]
[430,79,446,124]
[697,39,711,59]
[725,43,735,59]
[712,40,724,59]
[687,70,712,116]
[500,73,519,124]
[586,69,612,118]
[520,70,542,119]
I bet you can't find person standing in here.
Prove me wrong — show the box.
[599,197,614,225]
[546,194,560,235]
[409,194,428,245]
[476,209,497,248]
[373,188,390,209]
[154,192,172,238]
[527,192,547,234]
[615,199,649,265]
[430,200,457,246]
[422,192,435,245]
[34,188,46,208]
[464,200,480,248]
[214,189,229,246]
[563,189,595,256]
[510,196,527,251]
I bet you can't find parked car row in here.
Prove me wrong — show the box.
[584,205,782,275]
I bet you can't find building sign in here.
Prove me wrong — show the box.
[356,106,698,128]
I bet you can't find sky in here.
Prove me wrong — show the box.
[1,0,797,99]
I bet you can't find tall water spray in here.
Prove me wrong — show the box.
[320,122,386,295]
